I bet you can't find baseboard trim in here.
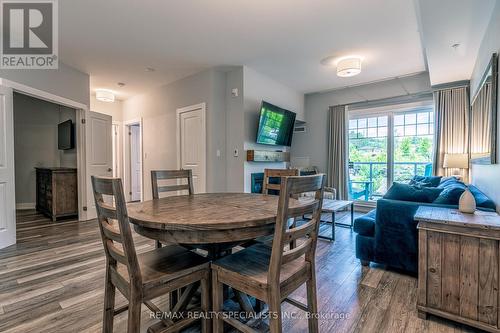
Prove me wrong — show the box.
[16,203,36,210]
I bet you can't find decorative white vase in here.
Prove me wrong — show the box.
[459,189,476,214]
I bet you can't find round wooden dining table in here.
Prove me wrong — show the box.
[127,192,298,249]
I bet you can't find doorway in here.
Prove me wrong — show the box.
[176,103,206,193]
[13,93,79,220]
[124,119,143,202]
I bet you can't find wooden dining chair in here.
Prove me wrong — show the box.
[151,169,194,199]
[262,168,299,195]
[91,176,210,333]
[151,169,193,248]
[212,174,326,333]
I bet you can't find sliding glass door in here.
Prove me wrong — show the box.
[348,105,434,201]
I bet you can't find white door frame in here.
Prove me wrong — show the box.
[0,78,89,221]
[176,103,207,193]
[112,121,121,178]
[123,118,143,202]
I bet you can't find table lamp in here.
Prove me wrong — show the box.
[443,153,469,177]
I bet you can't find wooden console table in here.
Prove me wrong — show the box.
[415,206,500,332]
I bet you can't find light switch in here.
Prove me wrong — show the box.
[234,149,239,157]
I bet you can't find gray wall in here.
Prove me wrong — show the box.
[13,93,77,206]
[122,65,305,194]
[470,0,500,159]
[123,68,228,199]
[242,66,305,192]
[291,72,432,173]
[1,62,90,107]
[224,67,245,192]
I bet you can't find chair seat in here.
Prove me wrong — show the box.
[212,243,310,299]
[117,244,210,286]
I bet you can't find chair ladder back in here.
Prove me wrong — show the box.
[262,168,299,195]
[91,176,142,284]
[151,169,194,199]
[268,174,325,284]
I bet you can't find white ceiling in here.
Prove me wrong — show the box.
[417,0,496,86]
[58,0,495,99]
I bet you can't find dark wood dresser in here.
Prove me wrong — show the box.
[36,167,78,221]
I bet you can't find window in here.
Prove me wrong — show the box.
[348,105,434,201]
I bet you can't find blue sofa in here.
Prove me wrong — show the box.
[353,177,497,273]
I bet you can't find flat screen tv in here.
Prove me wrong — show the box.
[256,101,296,146]
[58,120,75,150]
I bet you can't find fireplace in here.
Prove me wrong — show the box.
[250,172,280,194]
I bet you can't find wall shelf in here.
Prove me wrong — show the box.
[246,150,290,163]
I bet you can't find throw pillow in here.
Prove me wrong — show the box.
[433,183,467,205]
[409,175,442,187]
[468,185,497,210]
[384,182,443,203]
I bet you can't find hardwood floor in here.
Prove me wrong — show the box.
[0,210,481,332]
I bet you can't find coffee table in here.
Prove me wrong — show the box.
[318,199,354,241]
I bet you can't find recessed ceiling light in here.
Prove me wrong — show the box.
[451,43,460,50]
[117,82,126,87]
[95,89,115,103]
[336,57,362,77]
[145,67,155,72]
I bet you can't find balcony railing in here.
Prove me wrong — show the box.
[348,161,433,200]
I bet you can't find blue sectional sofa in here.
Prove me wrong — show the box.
[353,176,497,273]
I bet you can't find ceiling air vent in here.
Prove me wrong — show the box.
[294,126,306,133]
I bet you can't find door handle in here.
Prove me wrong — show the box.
[107,168,113,172]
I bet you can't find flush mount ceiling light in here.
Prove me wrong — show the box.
[336,57,362,77]
[95,89,115,103]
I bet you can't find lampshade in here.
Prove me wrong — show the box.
[95,89,115,103]
[443,153,469,169]
[337,57,362,77]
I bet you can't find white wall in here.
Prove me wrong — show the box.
[291,72,431,173]
[90,95,123,121]
[0,62,90,107]
[242,66,305,192]
[122,68,227,199]
[470,0,500,159]
[13,93,76,207]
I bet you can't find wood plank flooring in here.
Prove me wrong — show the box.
[0,210,481,332]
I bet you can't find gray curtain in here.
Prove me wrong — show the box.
[470,82,492,158]
[327,105,348,199]
[433,86,470,181]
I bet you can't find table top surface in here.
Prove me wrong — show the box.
[321,199,353,212]
[415,206,500,230]
[128,192,309,231]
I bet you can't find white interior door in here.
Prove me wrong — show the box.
[0,86,15,249]
[130,124,141,201]
[85,111,112,220]
[177,103,206,193]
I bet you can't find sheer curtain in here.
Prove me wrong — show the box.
[433,86,470,181]
[471,82,492,158]
[327,105,348,199]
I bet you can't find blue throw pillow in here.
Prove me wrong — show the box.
[433,183,467,205]
[384,182,443,203]
[437,176,462,188]
[468,185,496,210]
[409,175,442,187]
